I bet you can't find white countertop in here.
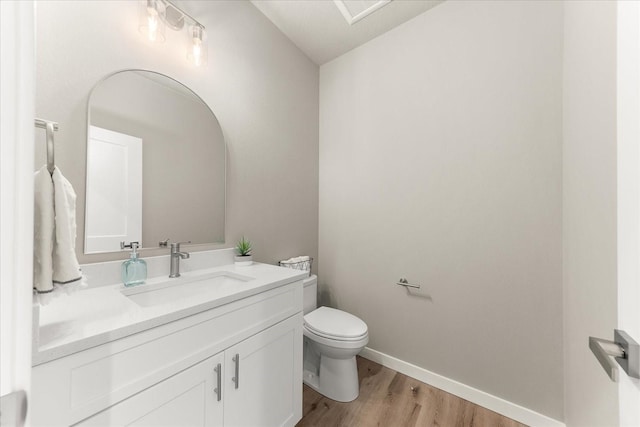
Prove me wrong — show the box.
[33,262,307,366]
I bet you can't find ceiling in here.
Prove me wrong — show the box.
[250,0,444,65]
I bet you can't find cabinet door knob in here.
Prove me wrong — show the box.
[214,363,222,401]
[232,354,240,389]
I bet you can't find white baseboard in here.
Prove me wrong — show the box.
[359,347,565,427]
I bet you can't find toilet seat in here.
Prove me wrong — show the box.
[304,306,368,341]
[303,326,369,351]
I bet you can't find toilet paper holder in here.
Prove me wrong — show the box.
[396,278,420,289]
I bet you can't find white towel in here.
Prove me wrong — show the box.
[34,166,55,294]
[34,166,84,304]
[282,256,309,263]
[281,256,310,263]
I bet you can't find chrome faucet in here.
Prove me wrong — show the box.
[169,242,190,278]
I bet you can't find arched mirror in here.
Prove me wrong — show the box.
[84,70,225,254]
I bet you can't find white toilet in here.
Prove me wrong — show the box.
[302,275,369,402]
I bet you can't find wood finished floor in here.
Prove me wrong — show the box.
[296,357,528,427]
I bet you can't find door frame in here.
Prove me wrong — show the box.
[0,1,35,424]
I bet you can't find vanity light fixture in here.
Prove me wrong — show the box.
[138,0,207,67]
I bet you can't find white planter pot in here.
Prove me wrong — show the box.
[235,255,253,266]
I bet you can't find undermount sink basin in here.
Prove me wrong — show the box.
[121,271,254,307]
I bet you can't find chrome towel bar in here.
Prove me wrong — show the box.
[34,118,59,131]
[34,118,59,174]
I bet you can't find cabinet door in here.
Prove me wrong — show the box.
[76,352,224,427]
[224,314,303,427]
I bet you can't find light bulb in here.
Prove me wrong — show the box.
[147,10,158,42]
[192,39,202,66]
[187,25,207,67]
[139,0,165,43]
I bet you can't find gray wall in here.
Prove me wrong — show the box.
[319,0,564,420]
[35,0,319,266]
[562,2,619,425]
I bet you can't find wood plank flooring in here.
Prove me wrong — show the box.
[296,356,528,427]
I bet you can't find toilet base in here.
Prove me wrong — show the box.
[303,355,359,402]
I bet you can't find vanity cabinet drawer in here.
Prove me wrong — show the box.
[32,281,302,426]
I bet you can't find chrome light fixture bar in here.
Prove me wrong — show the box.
[139,0,207,67]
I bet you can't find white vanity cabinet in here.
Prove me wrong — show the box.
[77,352,225,427]
[224,315,301,427]
[32,279,303,427]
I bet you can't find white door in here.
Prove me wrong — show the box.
[615,1,640,424]
[564,1,640,426]
[76,352,224,427]
[224,314,303,427]
[85,125,142,253]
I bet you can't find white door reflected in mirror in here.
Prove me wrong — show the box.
[85,126,142,253]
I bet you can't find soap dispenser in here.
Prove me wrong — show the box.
[121,241,147,287]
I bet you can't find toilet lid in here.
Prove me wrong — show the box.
[304,306,368,340]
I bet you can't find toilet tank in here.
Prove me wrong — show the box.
[303,275,317,314]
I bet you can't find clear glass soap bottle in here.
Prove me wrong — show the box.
[121,242,147,287]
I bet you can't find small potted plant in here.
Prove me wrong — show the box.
[235,236,253,266]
